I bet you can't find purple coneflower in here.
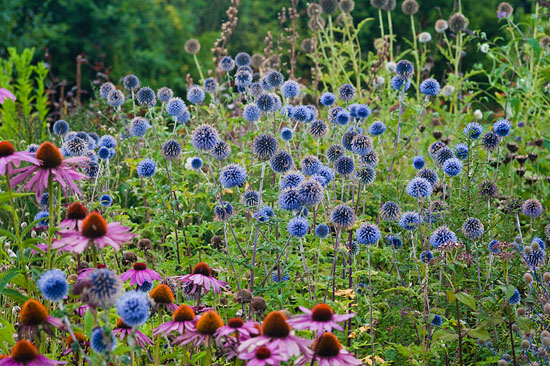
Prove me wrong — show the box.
[216,317,260,341]
[153,304,197,336]
[120,263,161,286]
[0,340,65,366]
[18,300,63,337]
[288,303,355,334]
[59,202,88,230]
[296,332,362,366]
[113,318,153,348]
[173,310,224,347]
[0,141,39,175]
[61,333,88,356]
[238,343,286,366]
[173,262,227,295]
[149,284,178,311]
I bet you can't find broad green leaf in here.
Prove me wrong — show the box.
[468,327,490,341]
[456,292,477,311]
[432,329,458,343]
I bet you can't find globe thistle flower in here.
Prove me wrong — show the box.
[497,2,513,18]
[508,289,520,305]
[382,0,396,11]
[370,0,388,9]
[334,156,355,176]
[320,92,336,107]
[482,132,501,151]
[338,0,355,12]
[99,82,115,99]
[247,82,262,97]
[301,36,317,52]
[462,217,484,240]
[137,159,156,178]
[281,80,300,99]
[430,226,458,248]
[331,205,356,229]
[34,211,49,228]
[399,211,422,231]
[493,119,511,137]
[38,270,68,302]
[265,71,284,90]
[256,94,275,113]
[26,144,39,153]
[187,85,205,105]
[270,150,293,174]
[232,52,251,67]
[308,120,329,139]
[417,168,438,187]
[281,172,305,189]
[219,56,235,72]
[522,199,543,218]
[63,137,88,157]
[253,134,278,161]
[487,240,500,254]
[454,143,468,160]
[157,87,173,103]
[116,291,150,327]
[326,144,344,163]
[297,179,324,206]
[479,180,498,198]
[412,156,425,170]
[243,103,261,122]
[201,78,218,95]
[435,147,454,166]
[335,110,351,125]
[402,0,419,15]
[418,32,432,43]
[381,201,401,221]
[351,135,373,156]
[319,0,339,13]
[235,70,253,87]
[39,192,53,209]
[210,140,231,160]
[340,130,357,152]
[406,177,433,198]
[166,97,186,117]
[287,217,310,238]
[315,224,330,239]
[435,19,448,33]
[338,83,356,102]
[356,166,376,185]
[107,90,125,107]
[368,121,386,136]
[391,76,411,91]
[136,87,156,107]
[53,120,70,136]
[360,150,379,167]
[395,60,414,79]
[90,327,116,353]
[84,269,123,308]
[129,117,150,137]
[96,147,110,161]
[290,105,310,123]
[100,194,113,207]
[255,206,275,223]
[220,164,247,188]
[420,78,440,96]
[278,188,302,211]
[183,38,201,54]
[420,251,434,264]
[532,237,546,251]
[297,155,320,176]
[123,74,140,91]
[279,127,293,142]
[243,190,260,207]
[449,13,468,33]
[85,162,100,178]
[442,158,463,177]
[191,125,219,151]
[356,223,381,245]
[215,202,234,221]
[307,2,323,16]
[162,139,182,160]
[428,141,446,158]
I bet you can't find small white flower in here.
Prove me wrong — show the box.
[480,43,490,54]
[418,32,432,44]
[8,249,16,258]
[185,157,193,170]
[373,76,385,88]
[386,61,397,73]
[441,84,455,97]
[474,109,483,120]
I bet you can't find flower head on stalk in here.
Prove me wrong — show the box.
[113,318,153,348]
[53,212,134,254]
[149,284,178,312]
[173,262,227,295]
[0,340,66,366]
[62,332,89,356]
[237,343,286,366]
[0,141,39,176]
[18,299,64,337]
[216,317,260,342]
[10,142,87,199]
[120,263,161,286]
[288,304,355,334]
[173,310,224,346]
[153,304,197,336]
[295,332,362,366]
[59,202,88,230]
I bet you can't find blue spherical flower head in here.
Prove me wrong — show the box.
[360,150,380,167]
[235,52,251,67]
[320,92,336,107]
[326,145,344,163]
[435,147,454,166]
[281,172,305,190]
[442,158,463,177]
[123,74,140,91]
[399,211,422,231]
[395,60,414,79]
[493,119,511,137]
[278,188,302,211]
[166,97,186,117]
[368,121,386,136]
[235,70,252,88]
[203,78,218,94]
[270,150,293,174]
[300,155,322,176]
[264,70,284,90]
[338,83,356,102]
[116,291,150,327]
[190,157,203,170]
[210,140,231,160]
[243,103,261,122]
[157,87,173,103]
[137,159,156,178]
[464,122,483,139]
[308,120,328,139]
[431,315,443,327]
[38,269,68,301]
[509,289,520,305]
[331,204,356,229]
[215,202,234,221]
[281,127,293,141]
[129,117,150,137]
[256,94,275,113]
[137,87,156,107]
[317,166,335,185]
[462,217,485,240]
[187,85,205,105]
[356,104,371,119]
[107,90,125,107]
[243,190,259,207]
[351,135,373,155]
[391,76,411,91]
[85,162,100,178]
[419,78,440,96]
[327,106,343,124]
[385,234,403,249]
[220,164,247,188]
[532,237,546,251]
[454,143,468,160]
[248,82,263,97]
[27,144,39,153]
[91,327,116,353]
[381,201,401,221]
[98,135,117,149]
[356,166,376,185]
[334,156,355,176]
[341,130,357,151]
[430,226,457,248]
[162,139,182,160]
[97,147,110,161]
[417,168,438,186]
[355,223,381,245]
[99,82,115,99]
[88,132,99,144]
[406,177,433,198]
[88,269,123,308]
[412,155,425,170]
[64,137,88,157]
[219,56,235,72]
[192,124,219,151]
[315,224,330,239]
[281,80,300,99]
[34,211,49,227]
[291,105,310,123]
[335,110,351,125]
[420,250,434,264]
[138,281,153,292]
[53,120,70,136]
[39,193,54,209]
[297,179,324,206]
[287,217,310,237]
[522,199,543,218]
[100,194,113,207]
[488,240,500,254]
[253,134,278,161]
[482,132,501,151]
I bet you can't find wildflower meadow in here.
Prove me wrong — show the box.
[1,0,550,365]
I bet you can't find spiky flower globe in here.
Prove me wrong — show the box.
[454,143,468,160]
[270,150,293,174]
[281,172,305,190]
[123,74,140,91]
[157,87,173,103]
[187,85,205,104]
[368,121,386,136]
[315,224,330,239]
[53,120,69,136]
[430,226,458,248]
[435,147,454,166]
[464,122,483,139]
[381,201,401,221]
[462,217,485,240]
[297,179,324,206]
[137,159,156,178]
[319,0,339,13]
[356,223,381,245]
[215,202,234,221]
[107,90,125,107]
[99,82,115,99]
[391,76,411,91]
[395,60,414,79]
[522,199,543,218]
[338,83,356,102]
[420,78,440,96]
[257,94,275,113]
[287,217,310,238]
[300,155,322,176]
[91,327,116,352]
[493,119,511,137]
[219,56,235,72]
[243,190,260,207]
[38,270,68,302]
[253,134,278,161]
[166,97,186,117]
[399,211,422,231]
[421,251,434,264]
[412,155,425,170]
[356,166,376,185]
[442,158,463,177]
[482,132,501,151]
[351,135,373,155]
[406,177,433,198]
[220,164,247,188]
[334,156,355,176]
[116,291,150,327]
[243,104,261,122]
[281,80,300,99]
[320,92,336,107]
[129,117,150,137]
[309,120,329,139]
[136,87,156,107]
[402,0,419,15]
[191,125,219,151]
[331,205,356,229]
[278,188,302,211]
[162,139,182,160]
[210,141,231,160]
[435,19,448,33]
[326,145,344,163]
[449,13,468,33]
[184,39,201,54]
